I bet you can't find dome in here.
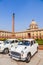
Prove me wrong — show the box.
[29,20,38,29]
[31,20,37,25]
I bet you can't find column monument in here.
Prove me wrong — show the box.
[12,13,15,38]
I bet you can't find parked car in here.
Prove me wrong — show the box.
[0,39,19,54]
[9,39,38,63]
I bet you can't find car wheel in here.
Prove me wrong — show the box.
[3,48,9,54]
[26,53,31,63]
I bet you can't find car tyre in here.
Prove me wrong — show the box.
[26,53,31,63]
[3,48,9,54]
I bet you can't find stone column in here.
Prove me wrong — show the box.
[12,13,15,38]
[12,13,15,33]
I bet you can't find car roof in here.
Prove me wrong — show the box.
[23,39,35,42]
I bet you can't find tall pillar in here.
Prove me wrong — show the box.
[12,13,15,38]
[12,13,15,32]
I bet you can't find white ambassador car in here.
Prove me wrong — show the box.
[9,39,38,63]
[0,39,18,54]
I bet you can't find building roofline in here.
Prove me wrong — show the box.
[0,30,11,33]
[15,28,43,33]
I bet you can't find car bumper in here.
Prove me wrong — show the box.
[12,56,26,61]
[9,53,26,61]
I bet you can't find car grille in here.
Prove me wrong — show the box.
[11,51,21,58]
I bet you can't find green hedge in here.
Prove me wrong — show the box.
[36,39,43,45]
[0,38,43,45]
[0,38,7,41]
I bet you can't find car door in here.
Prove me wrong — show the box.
[33,40,37,53]
[4,42,11,49]
[30,41,35,56]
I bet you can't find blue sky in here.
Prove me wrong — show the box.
[0,0,43,32]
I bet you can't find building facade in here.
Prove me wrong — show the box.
[15,20,43,39]
[0,30,12,38]
[0,20,43,39]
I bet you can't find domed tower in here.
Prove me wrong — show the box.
[29,20,38,29]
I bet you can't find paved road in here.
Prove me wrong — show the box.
[0,50,43,65]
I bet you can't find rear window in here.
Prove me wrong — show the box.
[11,40,18,43]
[15,40,18,43]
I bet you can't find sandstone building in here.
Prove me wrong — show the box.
[0,20,43,39]
[0,13,43,39]
[15,20,43,39]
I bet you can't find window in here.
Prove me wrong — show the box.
[15,40,18,43]
[11,40,15,43]
[18,41,30,46]
[31,41,33,45]
[33,40,36,44]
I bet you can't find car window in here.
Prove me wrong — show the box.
[31,41,33,45]
[11,40,15,43]
[15,40,18,43]
[4,40,9,44]
[18,41,30,46]
[10,40,18,44]
[33,40,36,44]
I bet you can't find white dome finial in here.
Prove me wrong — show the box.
[29,20,38,29]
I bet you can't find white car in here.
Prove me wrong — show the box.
[0,39,18,54]
[9,39,38,63]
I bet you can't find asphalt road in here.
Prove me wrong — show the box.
[0,50,43,65]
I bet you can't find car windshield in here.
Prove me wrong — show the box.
[4,40,18,44]
[18,41,30,46]
[4,40,10,44]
